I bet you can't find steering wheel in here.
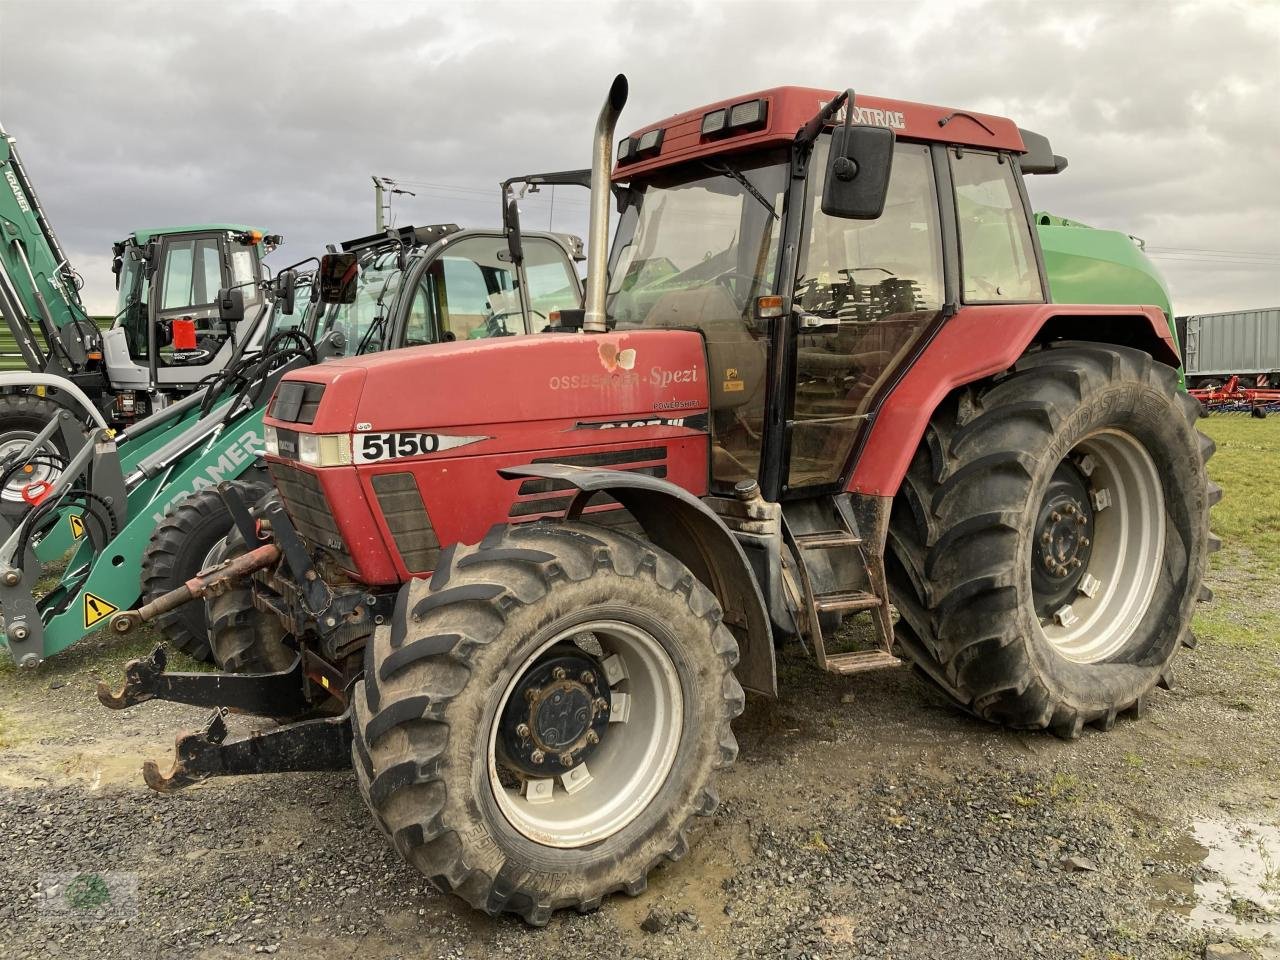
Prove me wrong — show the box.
[488,309,546,335]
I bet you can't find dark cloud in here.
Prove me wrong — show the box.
[1,0,1275,314]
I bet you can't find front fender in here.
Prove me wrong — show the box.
[498,463,776,696]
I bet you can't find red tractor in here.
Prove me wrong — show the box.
[103,76,1217,923]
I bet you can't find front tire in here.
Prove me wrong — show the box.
[886,343,1216,737]
[0,394,71,523]
[140,478,269,660]
[352,521,743,924]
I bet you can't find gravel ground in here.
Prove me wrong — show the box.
[0,419,1276,960]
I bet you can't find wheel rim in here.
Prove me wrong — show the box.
[487,620,684,848]
[0,430,61,504]
[1032,429,1165,664]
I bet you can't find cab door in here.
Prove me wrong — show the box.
[150,232,263,388]
[783,139,946,491]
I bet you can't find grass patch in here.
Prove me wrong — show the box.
[1193,416,1280,651]
[1200,416,1280,573]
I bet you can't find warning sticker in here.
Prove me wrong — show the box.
[69,515,86,539]
[83,592,119,629]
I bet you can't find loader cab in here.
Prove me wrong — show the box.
[104,225,277,399]
[314,225,584,356]
[608,87,1047,500]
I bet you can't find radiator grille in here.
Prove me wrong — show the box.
[370,472,439,573]
[269,381,326,424]
[268,461,352,566]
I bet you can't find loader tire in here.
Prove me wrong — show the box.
[140,477,269,661]
[0,394,71,523]
[885,343,1216,737]
[206,494,295,674]
[352,521,743,924]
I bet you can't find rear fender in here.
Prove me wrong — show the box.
[498,463,776,696]
[848,304,1179,497]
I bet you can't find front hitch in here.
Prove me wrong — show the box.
[142,705,354,793]
[96,644,315,717]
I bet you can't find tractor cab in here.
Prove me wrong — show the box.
[104,225,280,415]
[310,223,584,356]
[607,87,1051,499]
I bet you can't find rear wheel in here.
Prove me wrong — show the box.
[140,477,269,660]
[352,521,743,923]
[886,343,1216,736]
[0,394,70,523]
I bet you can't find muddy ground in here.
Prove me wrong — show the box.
[0,416,1275,960]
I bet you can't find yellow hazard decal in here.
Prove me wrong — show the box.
[69,514,86,539]
[83,592,119,629]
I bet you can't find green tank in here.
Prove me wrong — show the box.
[1035,211,1183,384]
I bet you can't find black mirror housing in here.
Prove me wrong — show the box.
[318,252,359,304]
[278,269,298,316]
[218,287,246,324]
[821,123,895,220]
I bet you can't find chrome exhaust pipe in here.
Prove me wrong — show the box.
[583,74,629,334]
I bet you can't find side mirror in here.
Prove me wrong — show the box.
[217,287,246,324]
[277,269,298,316]
[821,122,895,220]
[318,252,359,304]
[504,197,524,266]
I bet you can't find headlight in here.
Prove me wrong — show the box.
[297,432,352,467]
[263,424,279,456]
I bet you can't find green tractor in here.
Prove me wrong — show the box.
[0,119,285,518]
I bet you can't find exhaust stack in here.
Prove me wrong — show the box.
[583,74,628,334]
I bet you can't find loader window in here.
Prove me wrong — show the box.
[160,238,223,310]
[787,139,944,487]
[951,150,1043,303]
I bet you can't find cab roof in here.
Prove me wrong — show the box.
[122,224,266,245]
[615,86,1025,179]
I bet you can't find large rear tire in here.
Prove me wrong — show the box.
[886,343,1217,737]
[140,477,269,660]
[352,521,743,924]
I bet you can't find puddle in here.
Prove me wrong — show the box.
[1157,817,1280,948]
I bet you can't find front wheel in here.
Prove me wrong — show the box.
[352,521,743,924]
[887,343,1217,737]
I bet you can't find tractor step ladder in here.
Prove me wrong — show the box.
[784,496,901,675]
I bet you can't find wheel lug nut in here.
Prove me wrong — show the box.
[516,723,530,739]
[1077,515,1087,526]
[1069,558,1081,569]
[530,749,545,764]
[586,731,599,746]
[593,698,608,712]
[1080,537,1090,548]
[559,753,574,768]
[1041,531,1052,544]
[524,689,536,702]
[580,670,595,685]
[552,667,567,681]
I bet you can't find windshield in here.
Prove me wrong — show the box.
[112,249,149,355]
[322,249,411,356]
[607,150,787,329]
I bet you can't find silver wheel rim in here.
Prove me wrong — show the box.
[487,621,684,848]
[1035,429,1165,664]
[0,430,61,504]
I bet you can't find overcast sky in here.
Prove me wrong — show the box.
[2,0,1276,316]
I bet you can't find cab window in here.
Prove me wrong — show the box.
[161,238,222,310]
[951,150,1043,302]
